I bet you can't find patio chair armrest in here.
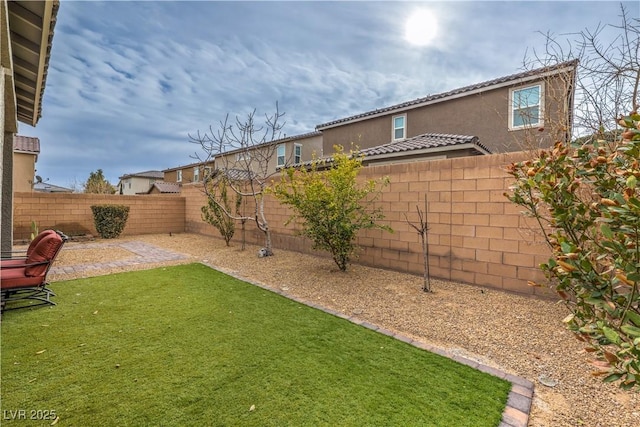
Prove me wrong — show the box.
[0,260,50,270]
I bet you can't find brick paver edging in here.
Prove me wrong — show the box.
[205,262,535,427]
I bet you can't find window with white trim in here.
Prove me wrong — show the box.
[509,84,543,130]
[277,144,286,167]
[392,114,406,140]
[176,170,182,182]
[203,166,213,180]
[294,144,302,164]
[193,167,200,182]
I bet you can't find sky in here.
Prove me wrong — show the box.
[20,0,639,188]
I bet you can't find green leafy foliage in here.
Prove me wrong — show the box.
[506,112,640,389]
[90,204,130,239]
[84,169,116,194]
[272,145,391,271]
[201,176,241,246]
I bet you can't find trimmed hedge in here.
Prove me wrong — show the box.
[90,204,130,239]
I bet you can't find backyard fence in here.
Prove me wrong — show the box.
[13,151,552,296]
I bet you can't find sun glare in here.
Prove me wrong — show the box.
[405,9,438,46]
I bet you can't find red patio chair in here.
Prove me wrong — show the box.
[1,230,68,312]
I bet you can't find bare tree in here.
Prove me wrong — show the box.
[404,197,431,293]
[189,104,285,256]
[524,3,639,138]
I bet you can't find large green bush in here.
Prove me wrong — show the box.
[506,112,640,389]
[90,204,130,239]
[272,145,391,271]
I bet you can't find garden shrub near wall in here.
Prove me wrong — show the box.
[91,204,130,239]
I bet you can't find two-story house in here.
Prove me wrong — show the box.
[164,131,323,183]
[117,170,164,195]
[316,60,577,157]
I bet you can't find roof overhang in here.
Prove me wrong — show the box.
[316,61,578,131]
[362,142,490,164]
[7,0,59,127]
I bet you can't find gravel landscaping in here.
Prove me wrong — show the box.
[47,233,639,426]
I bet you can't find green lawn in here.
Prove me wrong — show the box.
[1,263,511,426]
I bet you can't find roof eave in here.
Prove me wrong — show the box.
[317,62,578,131]
[9,0,59,127]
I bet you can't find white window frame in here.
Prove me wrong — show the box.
[294,143,302,164]
[193,167,200,182]
[277,144,286,167]
[176,170,182,183]
[203,166,213,180]
[392,114,406,141]
[236,152,251,162]
[509,83,544,131]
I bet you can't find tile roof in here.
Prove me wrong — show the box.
[13,135,40,154]
[360,133,490,156]
[119,170,164,180]
[297,133,488,169]
[33,182,72,193]
[316,60,579,129]
[147,181,181,194]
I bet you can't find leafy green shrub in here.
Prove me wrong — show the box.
[272,145,391,271]
[201,176,241,246]
[90,204,130,239]
[506,112,640,389]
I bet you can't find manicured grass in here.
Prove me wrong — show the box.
[1,264,510,426]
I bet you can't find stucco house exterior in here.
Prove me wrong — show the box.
[117,170,164,195]
[12,135,40,192]
[164,131,323,183]
[1,0,59,251]
[316,60,577,157]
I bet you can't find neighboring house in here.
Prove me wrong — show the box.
[316,60,577,156]
[33,181,73,193]
[12,135,40,192]
[163,160,215,185]
[117,170,164,195]
[146,181,181,195]
[1,0,59,251]
[164,131,323,183]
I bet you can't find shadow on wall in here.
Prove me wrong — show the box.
[14,222,93,244]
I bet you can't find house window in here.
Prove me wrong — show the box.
[203,166,213,180]
[294,144,302,164]
[177,170,182,182]
[193,167,200,182]
[510,84,543,130]
[236,152,251,162]
[277,144,286,167]
[392,114,406,140]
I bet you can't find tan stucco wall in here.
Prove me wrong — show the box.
[12,151,35,192]
[321,74,572,156]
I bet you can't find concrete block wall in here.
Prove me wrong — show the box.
[13,192,185,240]
[183,152,553,296]
[11,152,552,295]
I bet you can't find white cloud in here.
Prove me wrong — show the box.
[24,0,634,186]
